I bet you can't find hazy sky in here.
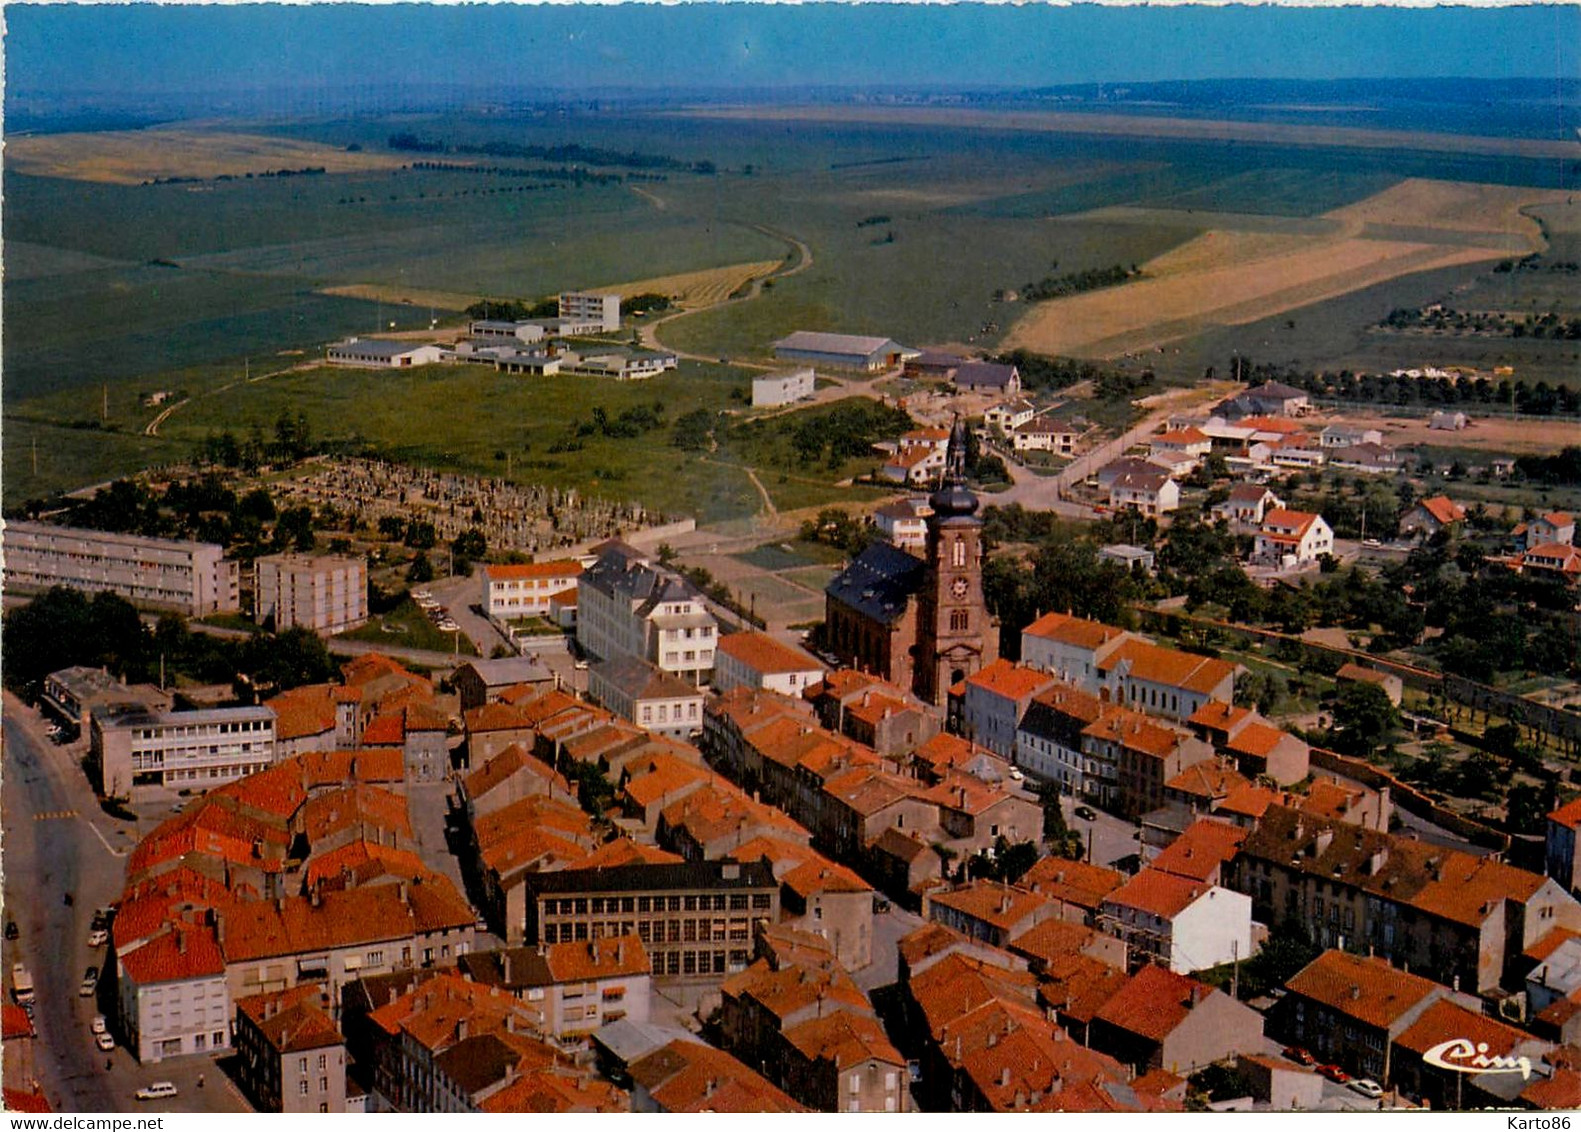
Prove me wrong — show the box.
[6,3,1579,98]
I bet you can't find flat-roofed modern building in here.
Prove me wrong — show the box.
[255,553,368,634]
[525,860,779,980]
[480,560,583,623]
[3,520,239,616]
[752,367,816,408]
[558,291,622,332]
[91,704,277,800]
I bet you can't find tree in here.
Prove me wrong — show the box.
[1507,782,1555,834]
[407,552,435,584]
[1328,681,1398,758]
[241,627,335,695]
[1244,919,1321,995]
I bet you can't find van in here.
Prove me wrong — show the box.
[135,1082,178,1101]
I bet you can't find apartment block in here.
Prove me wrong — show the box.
[558,290,622,332]
[4,520,239,615]
[577,541,717,684]
[255,553,368,634]
[525,860,779,980]
[91,704,277,800]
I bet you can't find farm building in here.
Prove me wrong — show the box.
[326,338,446,368]
[902,350,967,380]
[771,331,916,372]
[952,361,1020,395]
[1429,410,1469,431]
[752,367,816,408]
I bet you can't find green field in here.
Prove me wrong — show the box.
[7,106,1576,514]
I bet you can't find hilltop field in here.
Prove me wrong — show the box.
[5,103,1579,513]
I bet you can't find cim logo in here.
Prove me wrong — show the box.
[1422,1038,1533,1080]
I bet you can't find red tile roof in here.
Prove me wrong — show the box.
[630,1039,807,1113]
[1149,819,1246,883]
[483,560,583,582]
[1022,612,1130,650]
[1284,950,1441,1030]
[963,659,1057,702]
[1021,857,1125,911]
[120,922,226,985]
[1093,964,1218,1042]
[931,880,1050,933]
[1417,496,1466,526]
[1104,869,1211,920]
[1548,798,1581,832]
[360,711,406,746]
[716,632,824,675]
[1395,998,1534,1061]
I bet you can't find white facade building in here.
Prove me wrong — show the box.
[116,926,231,1065]
[577,543,718,684]
[3,521,239,616]
[480,560,583,623]
[1253,509,1334,567]
[714,632,826,696]
[558,291,622,332]
[254,553,367,634]
[752,368,816,408]
[91,705,277,800]
[326,339,446,368]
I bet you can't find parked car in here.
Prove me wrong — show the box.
[88,929,109,947]
[3,921,17,941]
[1319,1064,1350,1084]
[95,1032,116,1052]
[91,1015,107,1035]
[1074,805,1097,821]
[135,1082,178,1101]
[1283,1046,1316,1066]
[79,967,99,997]
[1349,1078,1383,1099]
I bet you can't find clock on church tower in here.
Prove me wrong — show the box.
[912,416,998,705]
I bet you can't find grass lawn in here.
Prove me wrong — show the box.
[339,598,479,656]
[198,611,264,634]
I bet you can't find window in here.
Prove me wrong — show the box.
[318,1054,327,1070]
[300,1057,309,1074]
[949,610,968,632]
[952,538,966,568]
[299,1081,309,1096]
[850,1074,861,1094]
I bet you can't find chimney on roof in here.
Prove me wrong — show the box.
[398,881,408,904]
[1000,1066,1011,1089]
[177,930,187,954]
[704,1078,716,1099]
[310,886,321,908]
[616,940,625,966]
[1350,985,1361,1001]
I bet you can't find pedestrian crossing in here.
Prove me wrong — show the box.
[33,809,78,821]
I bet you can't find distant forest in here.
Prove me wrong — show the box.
[387,133,715,175]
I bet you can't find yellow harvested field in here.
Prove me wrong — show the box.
[7,128,409,185]
[1004,179,1568,360]
[1327,412,1581,457]
[320,283,482,312]
[604,261,783,309]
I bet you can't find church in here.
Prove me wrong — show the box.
[823,417,999,704]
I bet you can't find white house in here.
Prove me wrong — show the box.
[326,339,445,368]
[1319,424,1384,449]
[590,657,706,739]
[873,497,931,551]
[1211,484,1284,527]
[1013,417,1081,456]
[1268,441,1326,471]
[1328,443,1402,475]
[577,542,718,684]
[1253,509,1333,567]
[752,368,816,408]
[983,399,1038,433]
[1098,871,1252,975]
[1148,428,1212,474]
[1523,512,1576,550]
[1429,411,1469,431]
[714,632,826,696]
[1108,469,1180,516]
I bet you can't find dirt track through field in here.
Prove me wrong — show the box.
[1003,179,1569,360]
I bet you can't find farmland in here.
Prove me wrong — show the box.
[6,101,1578,514]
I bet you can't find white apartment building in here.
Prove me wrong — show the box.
[558,291,622,332]
[116,925,231,1064]
[577,543,717,684]
[480,560,583,623]
[91,705,277,800]
[1253,509,1334,568]
[3,521,239,616]
[752,367,817,408]
[254,553,367,634]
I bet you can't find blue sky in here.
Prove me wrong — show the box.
[7,3,1578,97]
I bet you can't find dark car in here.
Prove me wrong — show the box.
[1074,806,1097,821]
[1319,1064,1350,1084]
[3,921,17,941]
[1283,1046,1316,1066]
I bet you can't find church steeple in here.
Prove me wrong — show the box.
[929,415,979,519]
[912,414,996,705]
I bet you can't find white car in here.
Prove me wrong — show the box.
[135,1082,178,1101]
[91,1014,107,1035]
[1349,1078,1384,1099]
[88,929,109,947]
[95,1031,115,1052]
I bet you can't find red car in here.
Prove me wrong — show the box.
[1319,1064,1351,1084]
[1283,1047,1316,1067]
